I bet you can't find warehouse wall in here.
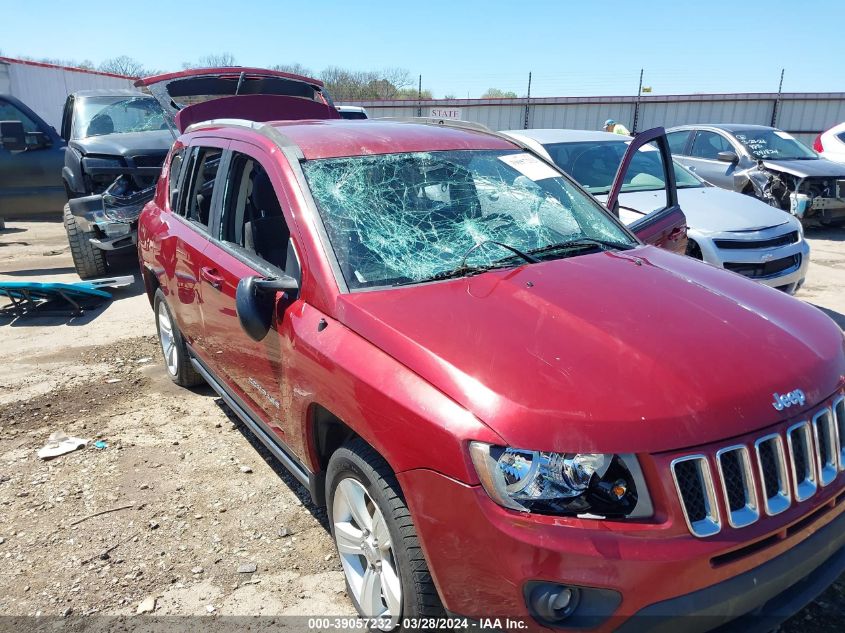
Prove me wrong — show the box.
[344,93,845,146]
[1,58,135,130]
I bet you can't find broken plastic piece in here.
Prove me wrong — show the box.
[38,431,89,460]
[93,440,108,450]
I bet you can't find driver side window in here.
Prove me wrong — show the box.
[0,99,49,149]
[690,131,732,160]
[219,151,293,273]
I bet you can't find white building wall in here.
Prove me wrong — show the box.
[1,59,135,130]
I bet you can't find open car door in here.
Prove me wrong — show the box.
[135,67,340,133]
[606,127,688,255]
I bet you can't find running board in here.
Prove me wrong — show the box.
[189,356,312,490]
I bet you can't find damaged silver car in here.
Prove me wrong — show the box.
[667,124,845,227]
[64,67,336,278]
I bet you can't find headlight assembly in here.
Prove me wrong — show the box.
[470,442,648,518]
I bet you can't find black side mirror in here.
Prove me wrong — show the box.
[717,150,738,163]
[0,120,26,151]
[235,275,299,341]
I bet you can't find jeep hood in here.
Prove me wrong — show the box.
[337,246,845,453]
[70,129,173,156]
[619,186,790,233]
[136,67,338,133]
[760,157,845,179]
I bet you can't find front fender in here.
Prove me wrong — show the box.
[285,303,505,484]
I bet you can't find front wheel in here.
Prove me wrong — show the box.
[63,203,107,279]
[327,439,444,630]
[153,289,204,388]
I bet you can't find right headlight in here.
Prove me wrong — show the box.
[469,442,648,518]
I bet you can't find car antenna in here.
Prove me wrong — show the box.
[235,71,246,96]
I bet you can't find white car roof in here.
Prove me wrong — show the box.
[501,129,630,143]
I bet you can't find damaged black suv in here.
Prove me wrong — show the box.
[62,89,173,277]
[64,68,339,278]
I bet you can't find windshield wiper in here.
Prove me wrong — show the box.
[396,241,539,287]
[528,237,634,257]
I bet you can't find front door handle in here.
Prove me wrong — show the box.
[200,267,225,289]
[668,226,686,240]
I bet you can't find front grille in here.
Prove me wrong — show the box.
[671,399,844,537]
[131,152,167,168]
[723,254,801,279]
[714,230,799,250]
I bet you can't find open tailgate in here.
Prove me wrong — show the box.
[135,67,339,133]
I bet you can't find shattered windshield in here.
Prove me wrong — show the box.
[303,149,634,290]
[732,129,817,160]
[73,96,168,139]
[543,140,702,194]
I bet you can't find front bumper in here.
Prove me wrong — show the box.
[695,230,809,293]
[399,465,845,632]
[68,193,146,252]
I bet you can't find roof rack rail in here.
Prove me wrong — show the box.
[184,118,301,154]
[376,116,493,135]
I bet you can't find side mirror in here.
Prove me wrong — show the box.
[717,150,738,163]
[0,120,27,151]
[235,275,299,342]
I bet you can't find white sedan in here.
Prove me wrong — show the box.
[502,129,810,294]
[814,122,845,163]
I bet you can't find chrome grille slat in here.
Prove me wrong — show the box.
[754,434,791,516]
[671,455,721,538]
[813,409,837,486]
[716,445,759,528]
[834,395,845,471]
[786,422,817,502]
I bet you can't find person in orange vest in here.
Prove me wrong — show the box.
[604,119,631,135]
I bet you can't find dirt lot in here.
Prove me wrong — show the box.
[1,219,844,630]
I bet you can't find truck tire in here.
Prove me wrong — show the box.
[327,438,444,630]
[153,289,204,388]
[63,203,107,279]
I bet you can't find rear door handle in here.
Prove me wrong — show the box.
[200,267,225,289]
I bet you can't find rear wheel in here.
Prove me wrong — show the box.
[327,439,444,630]
[63,203,106,279]
[154,289,204,387]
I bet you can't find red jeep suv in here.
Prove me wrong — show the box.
[138,109,845,631]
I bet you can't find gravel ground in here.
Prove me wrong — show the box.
[0,219,843,631]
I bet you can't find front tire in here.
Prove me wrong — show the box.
[154,289,204,387]
[63,203,107,279]
[327,439,444,630]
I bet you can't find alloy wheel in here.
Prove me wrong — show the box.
[332,477,402,629]
[157,302,178,377]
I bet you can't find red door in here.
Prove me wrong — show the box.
[607,127,688,254]
[195,141,302,448]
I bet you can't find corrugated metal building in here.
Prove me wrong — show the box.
[343,92,845,145]
[0,57,135,130]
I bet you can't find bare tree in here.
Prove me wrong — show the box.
[183,52,238,69]
[99,55,147,77]
[482,88,518,98]
[271,62,314,77]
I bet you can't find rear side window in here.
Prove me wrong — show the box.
[167,148,184,208]
[667,131,691,155]
[179,147,222,229]
[690,131,733,160]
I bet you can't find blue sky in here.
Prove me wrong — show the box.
[3,0,843,98]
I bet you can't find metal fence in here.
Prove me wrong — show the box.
[341,92,845,146]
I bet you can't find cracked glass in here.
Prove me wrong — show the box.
[303,149,633,290]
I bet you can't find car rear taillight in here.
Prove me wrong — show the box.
[813,134,824,153]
